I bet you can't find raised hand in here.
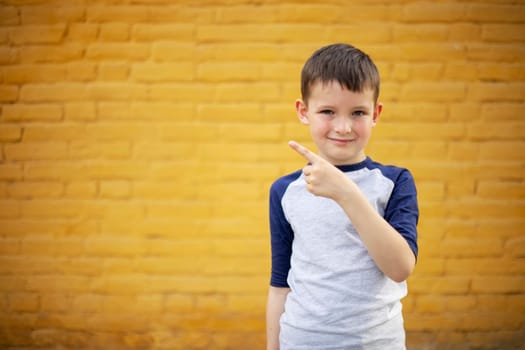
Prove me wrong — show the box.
[288,140,351,201]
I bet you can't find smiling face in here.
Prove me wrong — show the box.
[296,80,382,165]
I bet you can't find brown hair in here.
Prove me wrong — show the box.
[300,43,380,104]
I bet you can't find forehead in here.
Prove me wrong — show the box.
[307,80,375,105]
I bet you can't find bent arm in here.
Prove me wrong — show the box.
[335,178,416,282]
[266,286,290,350]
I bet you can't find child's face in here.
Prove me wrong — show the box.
[296,81,382,165]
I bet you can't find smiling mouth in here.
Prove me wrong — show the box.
[328,138,354,143]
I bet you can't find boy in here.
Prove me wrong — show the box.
[266,43,419,349]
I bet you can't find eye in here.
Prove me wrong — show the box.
[352,110,366,117]
[319,109,335,116]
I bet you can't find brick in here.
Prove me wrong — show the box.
[85,238,147,257]
[98,23,130,41]
[132,142,195,161]
[446,258,525,276]
[467,43,525,62]
[197,103,260,123]
[86,123,156,140]
[19,200,96,219]
[0,124,21,142]
[19,44,84,63]
[467,82,525,101]
[448,142,479,161]
[20,83,87,102]
[386,103,448,122]
[196,24,329,43]
[402,3,466,22]
[147,5,214,24]
[479,141,524,161]
[132,23,194,41]
[67,23,99,41]
[378,122,465,140]
[482,24,525,42]
[261,62,302,81]
[165,294,194,313]
[101,295,136,313]
[98,62,130,81]
[8,293,39,313]
[444,62,478,81]
[0,200,20,218]
[7,181,63,199]
[0,6,19,25]
[70,294,101,313]
[149,83,214,102]
[196,43,282,62]
[197,62,260,82]
[70,140,130,160]
[86,43,150,60]
[151,42,196,62]
[131,62,194,82]
[99,180,131,199]
[64,181,97,198]
[471,276,525,294]
[329,24,391,44]
[26,276,91,293]
[67,62,97,81]
[64,102,96,121]
[482,102,522,121]
[215,83,281,102]
[215,5,278,23]
[21,6,84,24]
[477,181,525,200]
[393,24,447,42]
[0,47,17,64]
[2,104,62,122]
[449,23,481,41]
[478,62,525,82]
[3,64,66,83]
[410,276,470,295]
[0,85,18,102]
[5,142,68,161]
[400,43,466,61]
[23,124,85,142]
[133,294,163,314]
[507,238,525,258]
[87,5,150,22]
[446,296,477,313]
[400,82,466,102]
[415,295,447,313]
[367,140,411,161]
[468,4,525,22]
[449,102,482,121]
[40,294,71,313]
[9,24,65,44]
[439,238,503,258]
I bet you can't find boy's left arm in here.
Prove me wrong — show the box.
[289,141,416,282]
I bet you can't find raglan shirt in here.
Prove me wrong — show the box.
[269,157,419,350]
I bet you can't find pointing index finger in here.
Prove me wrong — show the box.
[288,140,318,163]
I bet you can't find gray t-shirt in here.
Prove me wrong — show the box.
[269,157,418,349]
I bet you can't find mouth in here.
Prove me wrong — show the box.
[328,137,354,145]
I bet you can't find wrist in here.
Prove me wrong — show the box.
[334,175,358,205]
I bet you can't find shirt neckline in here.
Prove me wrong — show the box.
[334,157,372,173]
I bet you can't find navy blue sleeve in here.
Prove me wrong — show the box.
[268,174,297,288]
[383,169,419,258]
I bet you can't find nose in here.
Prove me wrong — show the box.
[334,116,352,134]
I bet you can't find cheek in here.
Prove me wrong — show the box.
[352,122,372,138]
[309,118,331,134]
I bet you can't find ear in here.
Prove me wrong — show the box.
[295,99,309,125]
[372,102,383,127]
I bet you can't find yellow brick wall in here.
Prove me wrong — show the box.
[0,1,524,349]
